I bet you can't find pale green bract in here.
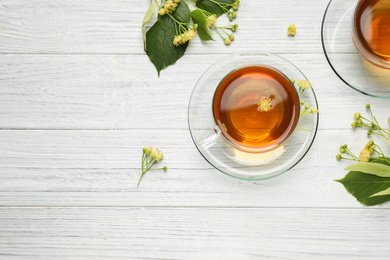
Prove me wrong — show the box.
[345,162,390,178]
[142,0,157,50]
[371,187,390,197]
[295,127,312,132]
[388,117,390,145]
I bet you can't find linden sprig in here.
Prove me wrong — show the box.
[138,147,167,187]
[351,104,389,140]
[291,79,319,117]
[335,105,390,206]
[143,0,241,75]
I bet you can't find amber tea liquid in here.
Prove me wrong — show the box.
[355,0,390,62]
[212,66,299,151]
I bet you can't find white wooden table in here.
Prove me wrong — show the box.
[1,0,390,258]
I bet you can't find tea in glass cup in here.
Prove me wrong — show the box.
[212,66,300,152]
[352,0,390,69]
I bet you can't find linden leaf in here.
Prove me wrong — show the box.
[191,10,214,41]
[145,1,191,76]
[336,158,390,206]
[142,1,157,50]
[371,187,390,197]
[344,162,390,177]
[196,0,235,17]
[145,22,188,76]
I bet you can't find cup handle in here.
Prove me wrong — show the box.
[196,126,221,149]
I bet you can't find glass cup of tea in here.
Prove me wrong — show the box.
[351,0,390,69]
[188,52,319,180]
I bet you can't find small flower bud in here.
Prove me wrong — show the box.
[291,78,295,84]
[193,24,198,30]
[367,129,372,135]
[311,108,319,114]
[287,24,297,36]
[356,119,362,124]
[234,24,238,29]
[305,104,310,109]
[354,112,360,119]
[339,148,345,154]
[231,27,236,32]
[342,144,348,148]
[229,16,233,21]
[229,34,234,40]
[232,12,237,17]
[351,122,357,128]
[233,5,238,10]
[300,100,305,105]
[163,166,167,171]
[158,8,166,15]
[366,104,370,108]
[224,38,231,45]
[336,154,342,161]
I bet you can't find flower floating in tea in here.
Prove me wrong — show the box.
[142,0,241,75]
[287,24,296,36]
[335,105,390,206]
[257,97,273,112]
[137,146,167,187]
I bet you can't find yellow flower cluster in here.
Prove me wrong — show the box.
[173,29,196,46]
[257,97,273,112]
[359,140,375,162]
[287,24,297,36]
[144,146,164,161]
[158,0,181,15]
[207,15,217,27]
[298,79,312,90]
[151,147,164,161]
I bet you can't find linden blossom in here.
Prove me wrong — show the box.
[257,97,273,112]
[287,24,296,36]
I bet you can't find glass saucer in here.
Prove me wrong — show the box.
[188,52,319,180]
[322,0,390,98]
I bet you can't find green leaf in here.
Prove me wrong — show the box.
[142,1,157,50]
[336,159,390,206]
[145,22,188,76]
[145,1,191,75]
[371,187,390,197]
[191,10,214,41]
[196,0,235,17]
[344,162,390,177]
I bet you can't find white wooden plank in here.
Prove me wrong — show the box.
[0,0,328,54]
[0,207,389,259]
[0,129,388,208]
[0,53,388,130]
